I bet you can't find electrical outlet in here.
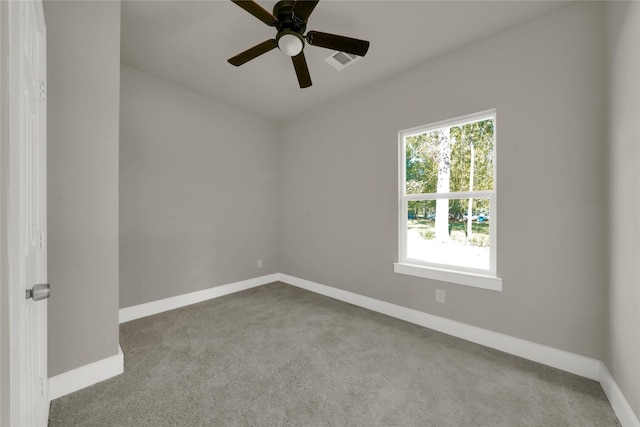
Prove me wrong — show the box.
[257,259,263,268]
[436,289,446,303]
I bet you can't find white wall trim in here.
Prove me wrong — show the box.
[278,273,601,380]
[119,274,279,324]
[599,362,640,427]
[394,262,502,291]
[49,345,123,401]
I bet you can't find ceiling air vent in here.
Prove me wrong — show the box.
[325,51,361,70]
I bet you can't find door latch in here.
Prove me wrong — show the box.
[26,283,50,301]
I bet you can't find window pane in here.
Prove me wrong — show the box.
[405,131,439,194]
[406,198,491,270]
[405,118,494,194]
[474,119,495,191]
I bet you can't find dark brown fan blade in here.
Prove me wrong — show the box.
[230,0,278,26]
[292,0,319,21]
[306,31,370,57]
[292,52,312,88]
[228,39,277,66]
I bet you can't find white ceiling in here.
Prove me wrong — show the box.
[121,0,571,122]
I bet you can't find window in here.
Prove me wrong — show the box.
[395,110,501,291]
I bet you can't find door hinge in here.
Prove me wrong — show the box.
[37,80,45,101]
[39,378,46,397]
[37,231,45,250]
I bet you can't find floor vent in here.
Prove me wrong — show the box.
[325,51,361,70]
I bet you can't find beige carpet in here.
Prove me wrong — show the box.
[49,282,620,426]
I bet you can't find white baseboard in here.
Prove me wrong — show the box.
[49,345,124,401]
[599,362,640,427]
[278,273,601,380]
[279,273,640,425]
[81,272,636,426]
[119,273,279,324]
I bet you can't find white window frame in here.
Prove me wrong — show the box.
[394,109,502,291]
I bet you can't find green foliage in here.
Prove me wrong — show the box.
[405,118,494,217]
[419,228,435,240]
[405,131,439,194]
[469,235,490,247]
[449,119,494,192]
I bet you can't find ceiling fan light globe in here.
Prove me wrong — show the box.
[278,33,303,57]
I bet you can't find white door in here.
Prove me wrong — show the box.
[8,0,49,425]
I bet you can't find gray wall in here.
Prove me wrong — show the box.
[279,2,607,359]
[119,66,279,308]
[45,1,121,376]
[606,1,640,416]
[0,1,10,423]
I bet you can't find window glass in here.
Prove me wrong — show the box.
[399,111,496,275]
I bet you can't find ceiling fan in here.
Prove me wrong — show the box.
[228,0,370,89]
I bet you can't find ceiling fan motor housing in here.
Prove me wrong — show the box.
[274,0,307,34]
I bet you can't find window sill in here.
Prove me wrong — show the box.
[393,262,502,291]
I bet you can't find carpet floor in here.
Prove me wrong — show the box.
[49,282,620,426]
